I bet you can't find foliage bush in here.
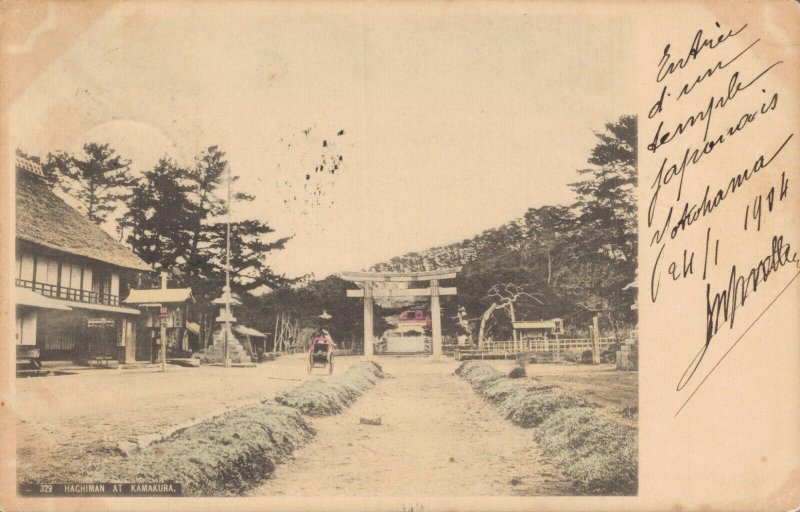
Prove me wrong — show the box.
[601,343,620,363]
[481,378,549,405]
[275,361,383,416]
[94,403,315,496]
[536,407,638,495]
[498,388,588,428]
[560,349,583,363]
[508,365,527,379]
[455,360,504,393]
[456,361,637,495]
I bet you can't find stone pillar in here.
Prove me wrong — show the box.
[363,282,374,360]
[592,315,601,364]
[431,279,442,356]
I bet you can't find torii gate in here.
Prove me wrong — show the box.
[342,267,461,359]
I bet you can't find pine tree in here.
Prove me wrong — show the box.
[569,115,637,264]
[120,147,293,296]
[55,143,137,225]
[117,157,195,273]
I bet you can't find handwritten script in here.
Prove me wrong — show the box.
[643,21,799,415]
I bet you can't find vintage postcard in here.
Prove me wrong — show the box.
[0,1,798,511]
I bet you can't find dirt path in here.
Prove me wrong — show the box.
[252,357,572,496]
[15,355,361,483]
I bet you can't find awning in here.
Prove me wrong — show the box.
[233,325,268,338]
[63,301,140,315]
[48,297,140,315]
[186,322,201,335]
[16,287,72,310]
[16,288,138,314]
[124,288,194,305]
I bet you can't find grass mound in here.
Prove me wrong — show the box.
[498,387,587,428]
[481,377,551,405]
[94,402,315,496]
[455,361,637,495]
[536,408,638,495]
[275,361,384,416]
[455,360,504,392]
[458,361,584,427]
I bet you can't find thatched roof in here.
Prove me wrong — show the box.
[16,171,151,271]
[16,155,45,177]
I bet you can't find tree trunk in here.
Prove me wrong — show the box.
[273,314,280,353]
[477,303,498,349]
[197,311,206,350]
[508,303,517,341]
[202,309,212,349]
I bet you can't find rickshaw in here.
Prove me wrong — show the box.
[307,337,334,375]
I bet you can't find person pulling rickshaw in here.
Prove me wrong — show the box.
[307,310,335,374]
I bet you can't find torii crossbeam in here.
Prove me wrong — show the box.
[341,267,461,359]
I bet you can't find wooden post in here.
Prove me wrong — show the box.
[160,306,167,372]
[273,314,280,353]
[363,282,374,360]
[431,279,442,356]
[592,315,601,364]
[199,311,206,350]
[555,332,560,359]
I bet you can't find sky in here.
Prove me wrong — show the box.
[9,2,635,279]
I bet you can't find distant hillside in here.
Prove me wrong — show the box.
[370,216,528,273]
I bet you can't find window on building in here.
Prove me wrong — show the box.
[47,258,59,286]
[70,265,82,290]
[92,269,112,304]
[59,263,84,300]
[19,254,35,282]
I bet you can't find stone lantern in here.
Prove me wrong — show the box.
[201,286,249,365]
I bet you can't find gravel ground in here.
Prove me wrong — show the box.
[251,356,573,496]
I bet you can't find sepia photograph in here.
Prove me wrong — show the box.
[4,1,796,511]
[6,2,638,500]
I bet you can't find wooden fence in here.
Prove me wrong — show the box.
[454,337,618,361]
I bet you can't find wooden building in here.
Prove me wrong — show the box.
[14,155,151,365]
[123,283,194,361]
[511,318,564,341]
[232,325,269,358]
